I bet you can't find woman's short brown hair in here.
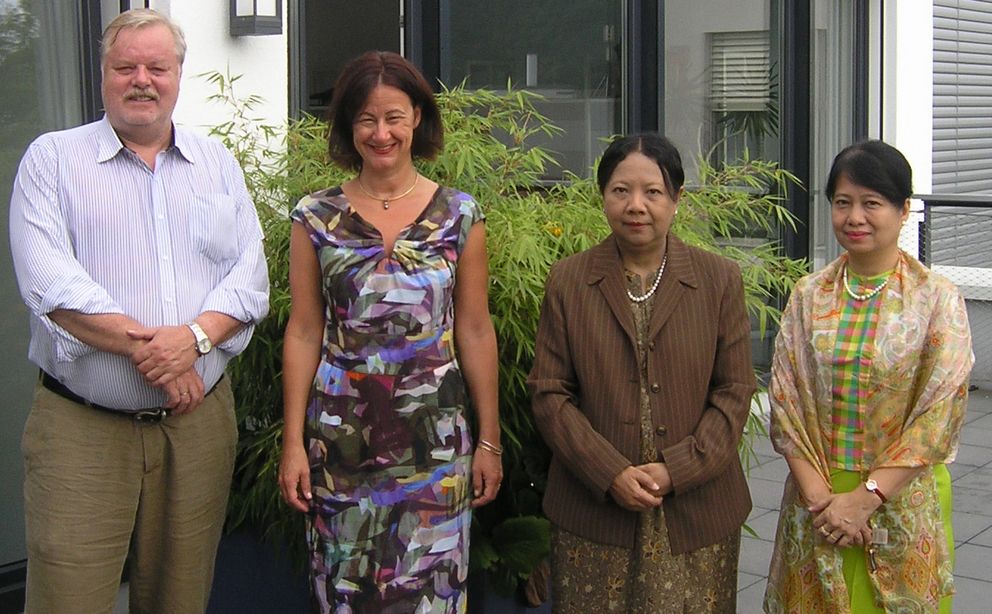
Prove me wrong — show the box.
[326,51,443,170]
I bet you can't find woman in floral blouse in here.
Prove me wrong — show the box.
[764,140,973,613]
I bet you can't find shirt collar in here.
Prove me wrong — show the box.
[95,115,193,164]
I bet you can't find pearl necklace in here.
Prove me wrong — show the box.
[627,255,668,303]
[357,173,419,210]
[843,264,889,301]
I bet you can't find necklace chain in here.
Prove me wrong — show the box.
[627,255,668,303]
[357,173,419,210]
[842,264,889,301]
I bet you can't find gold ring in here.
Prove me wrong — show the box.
[819,526,830,537]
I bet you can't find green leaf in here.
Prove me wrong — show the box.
[491,516,551,577]
[469,534,500,573]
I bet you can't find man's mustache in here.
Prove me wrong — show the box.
[124,88,159,101]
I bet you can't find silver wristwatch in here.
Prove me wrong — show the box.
[186,321,213,356]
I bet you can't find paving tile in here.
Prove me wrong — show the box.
[953,543,992,582]
[959,425,992,448]
[749,457,790,483]
[954,486,992,517]
[113,584,128,614]
[951,511,992,545]
[738,536,774,577]
[749,477,786,512]
[965,413,992,431]
[949,462,979,481]
[963,403,992,416]
[964,389,992,414]
[744,454,780,476]
[951,576,992,614]
[954,443,992,468]
[747,432,776,457]
[970,526,992,548]
[953,467,992,492]
[737,570,763,591]
[735,577,766,613]
[743,509,781,542]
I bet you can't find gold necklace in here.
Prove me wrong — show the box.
[842,264,889,301]
[356,173,419,210]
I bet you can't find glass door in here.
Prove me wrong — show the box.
[0,0,84,570]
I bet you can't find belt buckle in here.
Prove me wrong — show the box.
[134,408,167,423]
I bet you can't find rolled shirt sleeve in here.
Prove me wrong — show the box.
[198,150,270,355]
[10,137,125,363]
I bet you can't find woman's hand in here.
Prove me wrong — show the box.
[811,491,876,548]
[609,466,664,512]
[635,462,673,497]
[279,443,312,513]
[471,446,503,508]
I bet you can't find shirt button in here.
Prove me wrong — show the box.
[648,341,656,351]
[650,383,661,393]
[655,425,668,436]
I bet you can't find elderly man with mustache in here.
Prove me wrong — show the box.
[8,8,269,613]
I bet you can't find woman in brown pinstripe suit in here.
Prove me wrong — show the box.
[528,133,755,613]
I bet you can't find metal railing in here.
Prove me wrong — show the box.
[916,193,992,383]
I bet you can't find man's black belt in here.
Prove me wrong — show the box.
[40,371,221,423]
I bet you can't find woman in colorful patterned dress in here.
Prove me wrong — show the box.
[529,133,756,613]
[278,51,502,613]
[764,140,973,613]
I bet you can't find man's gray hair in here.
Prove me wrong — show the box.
[101,8,187,65]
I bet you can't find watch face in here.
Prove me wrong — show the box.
[197,338,212,353]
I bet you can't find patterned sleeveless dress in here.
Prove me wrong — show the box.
[291,185,482,613]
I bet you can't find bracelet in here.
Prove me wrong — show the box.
[477,439,503,456]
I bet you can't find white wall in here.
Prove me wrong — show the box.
[882,0,933,194]
[150,0,289,136]
[881,1,933,258]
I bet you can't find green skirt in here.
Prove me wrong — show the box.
[830,466,954,613]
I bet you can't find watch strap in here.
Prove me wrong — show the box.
[865,479,888,504]
[186,321,212,355]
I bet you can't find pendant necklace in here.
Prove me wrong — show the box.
[843,263,889,301]
[627,255,668,303]
[357,173,419,210]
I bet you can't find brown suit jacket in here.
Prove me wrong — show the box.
[527,234,755,553]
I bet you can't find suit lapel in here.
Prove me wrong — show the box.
[648,235,697,342]
[587,237,638,346]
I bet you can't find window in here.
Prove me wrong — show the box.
[708,30,775,162]
[292,0,401,117]
[439,0,623,179]
[932,0,992,194]
[662,0,781,182]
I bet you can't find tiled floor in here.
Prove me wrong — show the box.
[738,385,992,612]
